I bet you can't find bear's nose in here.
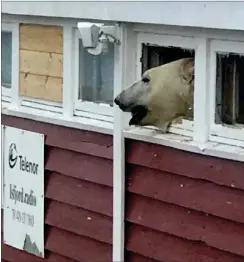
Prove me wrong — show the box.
[114,97,120,106]
[114,97,128,111]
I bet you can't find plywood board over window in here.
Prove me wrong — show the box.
[19,24,63,102]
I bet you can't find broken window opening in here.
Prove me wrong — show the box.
[215,53,244,126]
[141,44,195,74]
[141,44,195,121]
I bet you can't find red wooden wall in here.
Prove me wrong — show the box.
[125,139,244,262]
[2,114,244,262]
[1,115,113,262]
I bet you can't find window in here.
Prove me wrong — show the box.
[1,31,12,88]
[215,54,244,125]
[73,24,118,121]
[209,40,244,145]
[1,24,13,101]
[78,39,114,105]
[136,33,197,136]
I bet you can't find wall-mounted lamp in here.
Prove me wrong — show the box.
[77,22,121,56]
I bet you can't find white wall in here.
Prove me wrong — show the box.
[2,1,244,31]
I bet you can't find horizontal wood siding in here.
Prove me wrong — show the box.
[3,114,244,262]
[1,114,113,262]
[125,139,244,262]
[19,24,63,102]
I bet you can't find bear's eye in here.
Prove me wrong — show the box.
[142,77,150,83]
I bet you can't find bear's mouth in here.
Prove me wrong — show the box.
[129,105,148,126]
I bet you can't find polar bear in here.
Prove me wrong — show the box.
[114,57,194,133]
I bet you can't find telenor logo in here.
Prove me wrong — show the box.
[9,143,18,168]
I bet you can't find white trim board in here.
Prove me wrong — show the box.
[2,106,113,135]
[112,23,127,262]
[132,23,244,42]
[2,2,244,31]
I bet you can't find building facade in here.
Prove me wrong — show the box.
[1,2,244,262]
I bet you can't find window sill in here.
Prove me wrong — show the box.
[1,95,11,103]
[2,103,244,163]
[1,104,113,135]
[124,126,244,163]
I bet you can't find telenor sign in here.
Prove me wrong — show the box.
[3,126,45,258]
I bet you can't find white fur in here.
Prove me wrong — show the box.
[115,57,194,132]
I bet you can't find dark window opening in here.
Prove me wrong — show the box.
[216,53,244,125]
[141,44,195,121]
[141,44,195,74]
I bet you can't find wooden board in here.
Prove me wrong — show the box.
[126,223,244,262]
[46,172,113,217]
[45,200,112,244]
[20,50,63,78]
[126,139,244,190]
[126,192,244,257]
[45,147,113,187]
[20,24,63,54]
[45,227,112,262]
[19,24,63,102]
[19,72,63,102]
[124,139,244,262]
[127,164,244,224]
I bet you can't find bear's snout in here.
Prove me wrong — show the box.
[114,96,127,111]
[114,93,135,112]
[114,97,120,106]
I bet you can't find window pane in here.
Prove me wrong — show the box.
[79,39,114,105]
[215,53,244,125]
[1,31,12,88]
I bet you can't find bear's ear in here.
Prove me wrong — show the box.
[181,58,194,82]
[188,63,194,76]
[184,57,194,75]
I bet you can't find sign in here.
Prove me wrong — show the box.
[3,126,45,258]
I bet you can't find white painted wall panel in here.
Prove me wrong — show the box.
[2,1,244,31]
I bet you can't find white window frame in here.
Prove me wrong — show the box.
[72,26,118,122]
[20,97,63,114]
[136,32,198,137]
[2,16,64,114]
[209,39,244,147]
[1,22,19,104]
